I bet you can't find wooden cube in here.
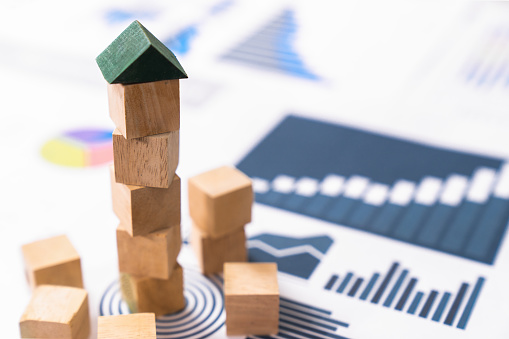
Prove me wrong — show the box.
[108,80,179,140]
[188,166,253,237]
[98,313,156,339]
[113,129,179,188]
[21,235,83,289]
[191,223,246,275]
[20,285,90,339]
[224,263,279,336]
[117,225,181,279]
[110,165,180,236]
[120,264,185,316]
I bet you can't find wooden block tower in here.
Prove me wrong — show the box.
[97,20,187,315]
[188,166,253,274]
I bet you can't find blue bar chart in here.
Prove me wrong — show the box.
[322,262,485,330]
[237,115,509,265]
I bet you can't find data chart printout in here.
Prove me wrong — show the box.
[235,114,509,338]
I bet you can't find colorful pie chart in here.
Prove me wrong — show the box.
[41,128,113,167]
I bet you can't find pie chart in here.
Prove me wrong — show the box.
[41,128,113,167]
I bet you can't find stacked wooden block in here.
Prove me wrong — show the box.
[20,235,90,339]
[96,20,187,315]
[188,166,253,274]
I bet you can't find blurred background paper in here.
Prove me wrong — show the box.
[2,1,509,338]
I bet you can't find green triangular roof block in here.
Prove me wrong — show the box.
[96,20,187,84]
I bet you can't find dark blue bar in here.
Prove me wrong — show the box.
[280,297,331,315]
[304,194,336,217]
[348,278,364,297]
[395,278,417,311]
[371,263,399,304]
[383,269,408,307]
[416,204,455,247]
[324,275,339,291]
[326,197,359,223]
[419,290,438,318]
[280,320,349,339]
[464,198,509,263]
[360,273,380,301]
[432,292,451,322]
[284,194,312,211]
[457,277,485,329]
[407,292,424,314]
[348,203,378,228]
[280,311,336,331]
[440,202,483,254]
[257,190,288,206]
[279,304,348,327]
[444,283,469,326]
[392,203,429,240]
[337,273,353,293]
[369,203,405,235]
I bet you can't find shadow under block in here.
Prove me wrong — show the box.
[191,224,246,275]
[96,20,187,84]
[188,166,253,237]
[98,313,156,339]
[224,263,279,336]
[113,129,179,188]
[21,235,83,290]
[108,80,179,139]
[120,264,185,316]
[110,166,180,236]
[20,285,90,339]
[117,225,181,279]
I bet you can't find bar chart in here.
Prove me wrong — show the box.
[237,115,509,265]
[323,262,485,330]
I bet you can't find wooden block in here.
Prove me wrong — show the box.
[120,264,185,316]
[96,20,187,84]
[117,225,181,279]
[110,165,180,236]
[224,263,279,336]
[189,166,253,237]
[21,235,83,289]
[20,285,90,339]
[191,223,246,275]
[113,129,179,188]
[98,313,156,339]
[108,80,179,139]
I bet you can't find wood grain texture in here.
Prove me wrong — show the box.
[108,80,179,139]
[96,20,187,84]
[113,129,179,188]
[21,235,83,289]
[20,285,90,339]
[224,263,279,336]
[191,223,246,275]
[188,166,253,238]
[117,225,181,279]
[120,264,185,316]
[110,166,180,236]
[98,313,156,339]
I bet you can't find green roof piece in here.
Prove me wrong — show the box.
[96,20,187,84]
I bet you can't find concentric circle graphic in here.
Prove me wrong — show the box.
[100,268,225,338]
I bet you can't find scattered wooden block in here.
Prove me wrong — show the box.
[120,264,185,316]
[188,166,253,237]
[108,80,179,139]
[224,263,279,336]
[191,223,246,275]
[21,235,83,289]
[20,285,90,339]
[117,225,181,279]
[96,20,187,84]
[113,129,179,188]
[110,165,180,236]
[98,313,156,339]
